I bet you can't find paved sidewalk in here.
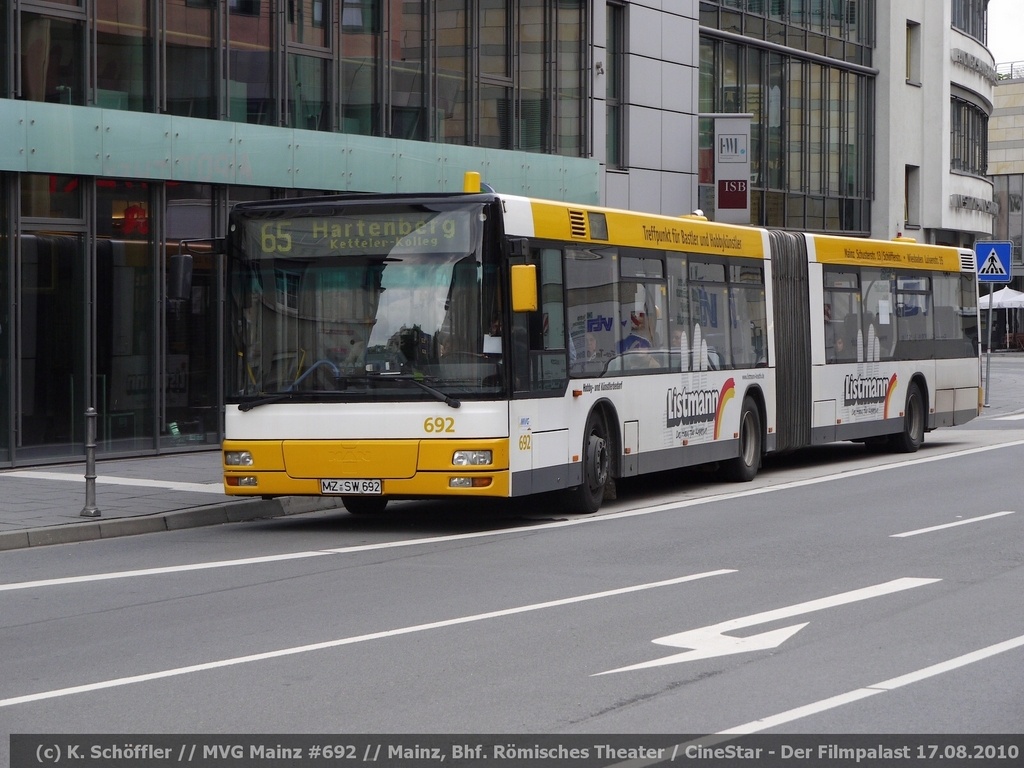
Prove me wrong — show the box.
[0,450,345,551]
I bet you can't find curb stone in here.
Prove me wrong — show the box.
[0,497,345,552]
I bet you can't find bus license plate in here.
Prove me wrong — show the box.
[320,479,382,495]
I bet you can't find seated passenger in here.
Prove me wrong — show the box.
[831,335,847,362]
[619,311,654,353]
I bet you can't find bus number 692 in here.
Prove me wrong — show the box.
[424,417,455,433]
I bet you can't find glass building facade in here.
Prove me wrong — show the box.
[0,0,594,466]
[697,0,876,234]
[993,175,1023,270]
[11,0,587,150]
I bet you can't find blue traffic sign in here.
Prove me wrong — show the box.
[975,241,1012,283]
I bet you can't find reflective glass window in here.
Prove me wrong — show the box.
[21,13,85,105]
[288,0,329,48]
[166,0,215,118]
[96,1,153,110]
[21,174,82,219]
[288,54,331,131]
[341,0,380,135]
[554,0,584,156]
[390,2,426,140]
[228,0,275,124]
[0,183,8,461]
[18,231,86,458]
[96,180,156,451]
[436,0,469,144]
[164,184,220,447]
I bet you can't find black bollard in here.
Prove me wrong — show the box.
[80,407,101,517]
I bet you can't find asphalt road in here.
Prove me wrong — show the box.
[2,356,1023,767]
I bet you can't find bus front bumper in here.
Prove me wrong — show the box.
[222,438,511,499]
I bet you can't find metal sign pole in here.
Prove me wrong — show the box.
[975,240,1013,408]
[984,286,994,407]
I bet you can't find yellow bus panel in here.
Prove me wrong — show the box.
[282,440,421,478]
[811,234,963,272]
[529,201,766,259]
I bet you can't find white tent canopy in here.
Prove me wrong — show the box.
[979,286,1024,309]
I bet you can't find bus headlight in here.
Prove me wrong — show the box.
[450,477,493,488]
[224,450,254,466]
[452,450,492,466]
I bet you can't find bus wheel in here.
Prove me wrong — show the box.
[566,410,610,514]
[721,397,762,482]
[890,381,924,453]
[343,496,389,516]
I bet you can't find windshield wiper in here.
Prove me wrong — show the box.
[365,372,461,408]
[237,390,354,411]
[237,366,461,411]
[238,391,294,412]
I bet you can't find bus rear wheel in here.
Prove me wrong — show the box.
[343,496,389,516]
[890,381,925,453]
[565,410,610,514]
[721,397,762,482]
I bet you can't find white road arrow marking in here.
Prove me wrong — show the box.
[595,577,940,675]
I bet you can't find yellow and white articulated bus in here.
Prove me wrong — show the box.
[222,174,981,515]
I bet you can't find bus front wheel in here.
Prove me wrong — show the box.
[343,496,389,515]
[565,410,610,514]
[721,397,762,482]
[890,381,924,453]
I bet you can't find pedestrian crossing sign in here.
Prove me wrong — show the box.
[974,241,1012,283]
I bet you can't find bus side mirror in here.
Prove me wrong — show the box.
[511,264,538,312]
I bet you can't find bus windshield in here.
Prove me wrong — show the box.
[227,201,506,404]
